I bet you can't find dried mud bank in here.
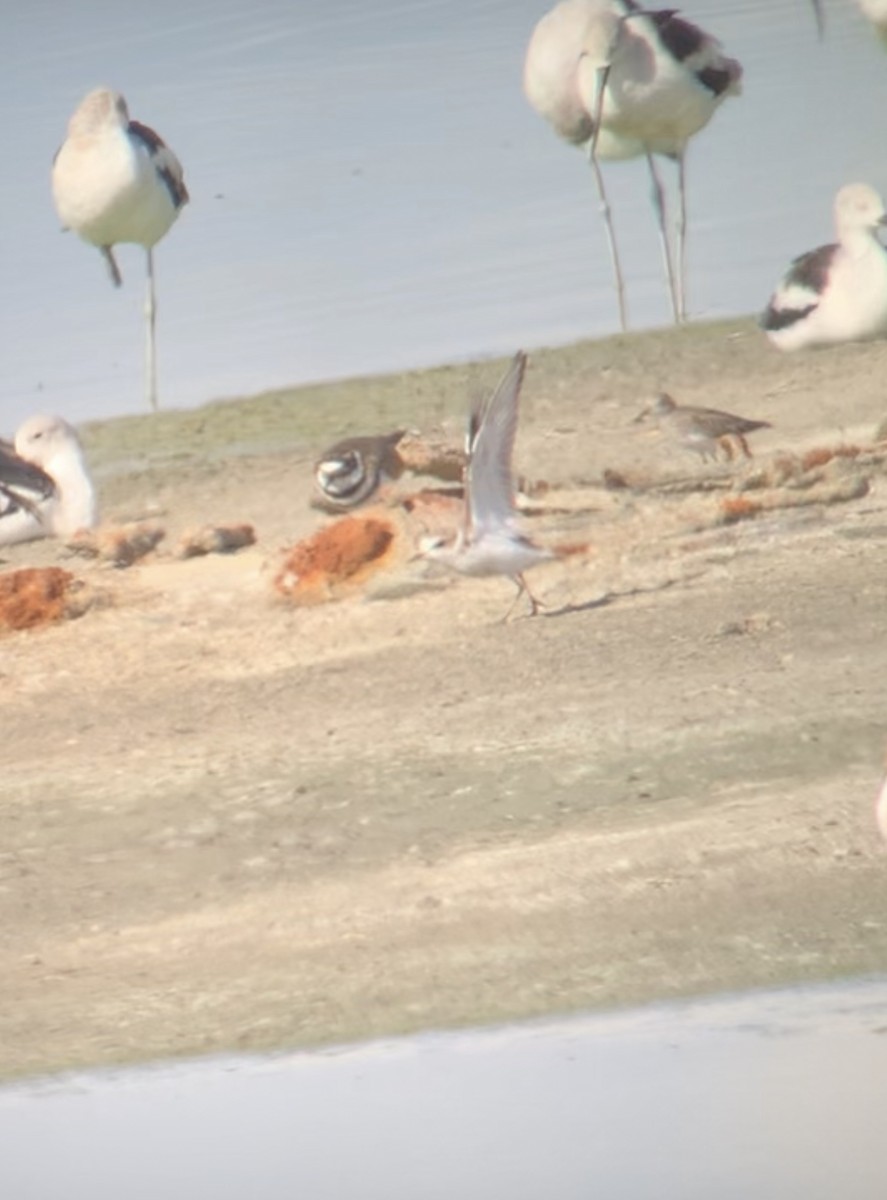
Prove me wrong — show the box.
[2,319,887,1080]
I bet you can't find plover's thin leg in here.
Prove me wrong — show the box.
[645,152,680,325]
[675,149,688,323]
[502,575,529,622]
[101,246,122,288]
[503,573,546,621]
[145,247,158,412]
[587,141,629,332]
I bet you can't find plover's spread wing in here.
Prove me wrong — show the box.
[760,243,837,335]
[465,351,527,537]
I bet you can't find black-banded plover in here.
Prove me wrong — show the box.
[524,0,742,327]
[313,431,406,512]
[52,88,189,411]
[761,183,887,351]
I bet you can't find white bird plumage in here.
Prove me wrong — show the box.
[0,416,97,546]
[761,183,887,351]
[524,0,742,328]
[51,87,189,411]
[420,351,557,617]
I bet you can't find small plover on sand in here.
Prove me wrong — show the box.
[634,393,771,462]
[52,88,189,410]
[0,415,98,546]
[761,183,887,351]
[313,431,406,511]
[419,351,573,617]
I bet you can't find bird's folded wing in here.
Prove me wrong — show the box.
[760,243,836,332]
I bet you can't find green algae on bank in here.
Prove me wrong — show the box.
[81,318,770,473]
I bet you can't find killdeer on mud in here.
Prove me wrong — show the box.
[761,183,887,352]
[52,88,189,410]
[312,431,406,512]
[419,351,580,617]
[0,415,98,546]
[523,0,742,327]
[634,393,771,462]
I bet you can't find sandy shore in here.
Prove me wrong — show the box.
[2,317,887,1081]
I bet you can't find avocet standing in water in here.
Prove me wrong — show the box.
[51,88,189,411]
[524,0,742,328]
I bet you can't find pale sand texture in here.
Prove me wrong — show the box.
[2,318,887,1080]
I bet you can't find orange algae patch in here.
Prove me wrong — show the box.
[719,496,763,525]
[274,511,403,604]
[800,445,861,472]
[0,567,84,631]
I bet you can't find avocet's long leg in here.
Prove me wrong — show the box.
[675,149,688,323]
[587,141,628,332]
[101,246,122,288]
[646,152,680,324]
[145,248,158,412]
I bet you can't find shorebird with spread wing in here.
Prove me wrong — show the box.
[419,351,581,617]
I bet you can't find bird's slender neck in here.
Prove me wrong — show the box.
[838,220,885,256]
[46,447,97,534]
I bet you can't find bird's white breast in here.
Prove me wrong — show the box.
[52,125,179,249]
[587,34,730,155]
[769,241,887,351]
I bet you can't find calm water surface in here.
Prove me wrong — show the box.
[2,1,886,427]
[1,978,885,1198]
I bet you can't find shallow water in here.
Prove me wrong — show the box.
[1,977,885,1198]
[2,1,886,427]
